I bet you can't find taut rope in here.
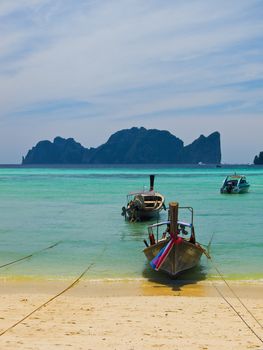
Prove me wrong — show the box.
[212,281,263,344]
[0,263,93,336]
[211,261,263,329]
[0,241,61,269]
[0,246,106,336]
[205,254,263,344]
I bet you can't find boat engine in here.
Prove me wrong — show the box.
[121,206,127,217]
[226,182,233,193]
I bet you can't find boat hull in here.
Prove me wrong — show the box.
[220,184,250,194]
[126,207,162,221]
[143,239,203,277]
[125,191,165,221]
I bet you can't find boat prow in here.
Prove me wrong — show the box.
[143,202,207,278]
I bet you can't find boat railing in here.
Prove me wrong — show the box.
[148,206,193,243]
[148,221,193,243]
[179,206,194,226]
[148,220,192,230]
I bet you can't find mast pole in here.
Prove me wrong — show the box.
[169,202,179,238]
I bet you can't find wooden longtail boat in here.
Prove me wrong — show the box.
[122,175,165,222]
[143,202,208,277]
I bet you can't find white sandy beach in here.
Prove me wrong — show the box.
[0,279,262,350]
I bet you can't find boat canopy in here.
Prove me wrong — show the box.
[224,174,248,182]
[227,174,245,179]
[127,190,157,196]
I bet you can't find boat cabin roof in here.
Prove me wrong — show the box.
[127,190,158,196]
[226,174,246,180]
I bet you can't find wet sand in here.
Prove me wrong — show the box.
[0,278,262,349]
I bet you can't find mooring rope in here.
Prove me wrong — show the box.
[205,254,263,344]
[211,262,263,329]
[0,241,61,269]
[212,281,263,344]
[0,263,93,336]
[0,246,107,337]
[0,205,72,270]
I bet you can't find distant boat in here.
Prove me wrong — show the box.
[220,174,250,194]
[122,175,165,222]
[143,202,208,277]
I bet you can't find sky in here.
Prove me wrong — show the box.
[0,0,262,164]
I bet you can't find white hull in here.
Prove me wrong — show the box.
[220,174,250,194]
[220,184,250,194]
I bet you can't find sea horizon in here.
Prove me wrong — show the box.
[0,163,261,169]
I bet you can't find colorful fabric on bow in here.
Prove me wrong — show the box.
[150,236,182,271]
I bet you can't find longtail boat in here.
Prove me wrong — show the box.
[143,202,208,277]
[122,175,165,222]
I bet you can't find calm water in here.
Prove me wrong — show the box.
[0,165,262,282]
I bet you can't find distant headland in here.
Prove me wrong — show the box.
[22,127,221,165]
[254,152,263,165]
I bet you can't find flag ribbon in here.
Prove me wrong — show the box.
[150,234,182,271]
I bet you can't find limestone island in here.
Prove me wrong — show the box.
[22,127,221,164]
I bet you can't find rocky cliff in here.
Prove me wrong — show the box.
[22,127,221,164]
[182,132,221,164]
[22,137,86,164]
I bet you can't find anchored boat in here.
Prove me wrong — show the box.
[220,174,250,194]
[122,175,165,222]
[143,202,208,277]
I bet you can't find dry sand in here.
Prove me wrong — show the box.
[0,278,262,350]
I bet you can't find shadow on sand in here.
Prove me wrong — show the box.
[142,263,208,294]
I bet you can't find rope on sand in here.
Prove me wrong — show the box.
[211,262,263,329]
[212,282,263,344]
[206,256,263,344]
[0,262,94,336]
[0,241,61,269]
[0,246,106,337]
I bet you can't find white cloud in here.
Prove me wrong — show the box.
[0,0,262,162]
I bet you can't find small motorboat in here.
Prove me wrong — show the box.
[143,202,208,277]
[122,175,165,222]
[220,174,250,194]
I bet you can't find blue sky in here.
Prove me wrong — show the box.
[0,0,262,163]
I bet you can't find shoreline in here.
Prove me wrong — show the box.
[1,270,263,284]
[1,277,263,298]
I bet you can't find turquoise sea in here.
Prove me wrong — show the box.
[0,165,262,282]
